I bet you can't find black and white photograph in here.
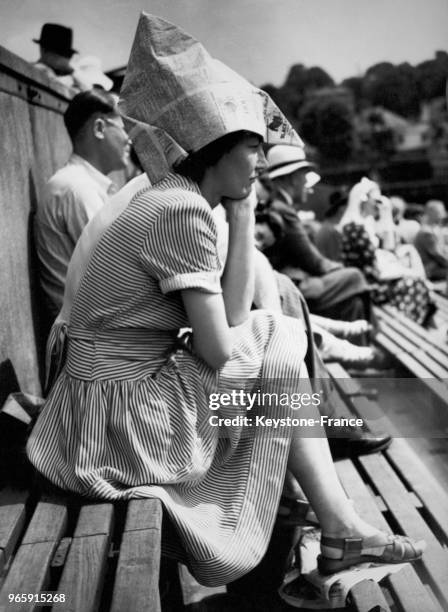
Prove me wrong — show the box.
[0,1,447,610]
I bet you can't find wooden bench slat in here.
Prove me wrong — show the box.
[380,307,448,360]
[336,460,391,532]
[110,499,162,612]
[386,438,448,542]
[360,453,448,607]
[349,396,391,437]
[375,332,434,377]
[377,323,448,378]
[386,565,444,612]
[0,542,60,612]
[335,461,431,609]
[325,384,355,419]
[380,305,448,353]
[53,535,111,612]
[375,306,448,373]
[0,489,29,572]
[53,504,114,612]
[22,499,68,545]
[124,498,163,532]
[73,503,114,537]
[325,362,365,395]
[0,496,68,611]
[375,335,448,404]
[349,579,391,612]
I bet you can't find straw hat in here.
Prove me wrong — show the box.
[73,56,113,91]
[267,145,316,180]
[119,13,303,183]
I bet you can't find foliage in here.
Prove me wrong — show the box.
[260,51,447,164]
[299,97,355,163]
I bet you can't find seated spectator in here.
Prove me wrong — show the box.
[414,200,448,281]
[33,23,78,88]
[35,89,131,316]
[28,13,424,593]
[71,55,114,92]
[390,196,420,245]
[315,189,349,261]
[258,146,371,322]
[339,179,434,325]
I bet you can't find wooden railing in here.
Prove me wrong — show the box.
[0,46,73,395]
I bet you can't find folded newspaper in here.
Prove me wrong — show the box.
[279,528,407,609]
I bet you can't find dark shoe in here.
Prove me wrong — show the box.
[278,497,319,527]
[318,534,426,575]
[329,432,392,460]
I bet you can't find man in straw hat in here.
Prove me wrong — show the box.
[262,144,371,322]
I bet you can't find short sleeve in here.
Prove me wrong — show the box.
[140,194,222,294]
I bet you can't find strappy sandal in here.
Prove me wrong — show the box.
[317,534,426,575]
[277,498,319,527]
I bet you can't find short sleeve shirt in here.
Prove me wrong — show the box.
[36,154,114,312]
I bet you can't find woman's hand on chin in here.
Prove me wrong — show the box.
[222,186,258,211]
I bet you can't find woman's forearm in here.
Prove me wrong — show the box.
[221,203,255,326]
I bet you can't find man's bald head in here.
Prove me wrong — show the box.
[425,200,447,225]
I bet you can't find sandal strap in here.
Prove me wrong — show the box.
[321,535,363,554]
[322,534,423,561]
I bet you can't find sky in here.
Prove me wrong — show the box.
[1,0,447,87]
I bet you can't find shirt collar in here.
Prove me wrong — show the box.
[277,186,294,207]
[70,153,114,194]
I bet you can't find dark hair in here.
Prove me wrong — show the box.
[255,210,285,240]
[175,130,262,183]
[324,188,349,219]
[64,89,118,141]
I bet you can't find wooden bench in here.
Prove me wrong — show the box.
[0,489,163,612]
[373,304,448,406]
[1,362,448,611]
[326,362,448,612]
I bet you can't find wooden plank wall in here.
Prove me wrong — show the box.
[0,46,72,395]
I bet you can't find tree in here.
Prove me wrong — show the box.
[299,96,355,164]
[341,76,364,110]
[416,51,448,100]
[362,62,420,118]
[273,64,335,125]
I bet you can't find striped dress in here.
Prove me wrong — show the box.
[27,173,308,586]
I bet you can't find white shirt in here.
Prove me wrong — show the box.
[36,154,114,313]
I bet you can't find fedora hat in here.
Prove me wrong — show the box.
[33,23,77,58]
[119,13,303,183]
[267,145,317,180]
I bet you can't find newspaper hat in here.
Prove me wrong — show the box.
[120,13,303,183]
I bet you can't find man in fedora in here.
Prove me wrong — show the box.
[33,23,77,85]
[262,144,371,322]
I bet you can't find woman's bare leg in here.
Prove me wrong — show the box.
[286,400,388,555]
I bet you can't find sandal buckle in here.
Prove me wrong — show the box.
[343,537,363,555]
